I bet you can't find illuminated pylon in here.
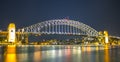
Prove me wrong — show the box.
[8,23,16,43]
[104,31,108,43]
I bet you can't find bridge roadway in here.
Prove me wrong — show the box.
[0,31,120,40]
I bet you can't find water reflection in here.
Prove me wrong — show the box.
[0,45,120,62]
[4,45,17,62]
[104,48,110,62]
[33,47,41,62]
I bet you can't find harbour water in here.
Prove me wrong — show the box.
[0,45,120,62]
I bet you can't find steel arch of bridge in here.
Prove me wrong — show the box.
[21,19,98,36]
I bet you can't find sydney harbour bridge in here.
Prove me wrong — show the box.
[0,19,120,45]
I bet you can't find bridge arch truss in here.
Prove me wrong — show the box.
[21,19,98,36]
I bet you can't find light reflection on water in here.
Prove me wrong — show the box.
[4,45,17,62]
[0,45,120,62]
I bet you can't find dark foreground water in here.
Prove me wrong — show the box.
[0,45,120,62]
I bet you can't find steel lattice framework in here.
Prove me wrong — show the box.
[20,19,99,36]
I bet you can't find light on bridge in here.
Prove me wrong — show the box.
[104,31,109,44]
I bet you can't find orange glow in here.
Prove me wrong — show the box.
[34,51,41,61]
[104,49,110,62]
[104,45,109,49]
[34,47,41,61]
[4,45,17,62]
[87,46,91,52]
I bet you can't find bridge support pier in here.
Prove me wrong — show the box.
[25,34,28,44]
[8,23,16,43]
[104,31,109,44]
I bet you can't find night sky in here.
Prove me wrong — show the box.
[0,0,120,36]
